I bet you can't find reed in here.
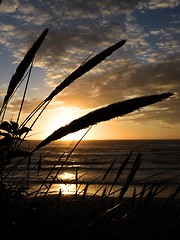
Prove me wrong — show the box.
[118,152,142,200]
[142,185,180,233]
[19,39,126,129]
[108,151,133,194]
[102,159,116,182]
[44,40,126,102]
[0,29,49,117]
[33,92,173,151]
[131,187,136,210]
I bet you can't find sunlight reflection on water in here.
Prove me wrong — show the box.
[45,183,180,198]
[58,172,75,181]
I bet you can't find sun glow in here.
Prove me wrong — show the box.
[29,104,180,141]
[39,108,90,140]
[35,106,99,140]
[49,171,77,195]
[59,184,77,195]
[49,183,77,195]
[58,172,75,181]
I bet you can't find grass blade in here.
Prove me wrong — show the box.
[108,151,133,194]
[102,159,116,182]
[0,29,49,115]
[19,39,126,128]
[118,152,142,200]
[33,93,173,151]
[44,39,126,102]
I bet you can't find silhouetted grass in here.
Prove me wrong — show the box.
[0,29,48,117]
[20,39,126,130]
[33,93,173,151]
[0,28,179,240]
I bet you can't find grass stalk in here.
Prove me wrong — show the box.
[16,61,34,125]
[102,159,116,182]
[142,185,180,234]
[138,181,147,206]
[33,93,173,151]
[37,127,91,201]
[108,151,133,195]
[118,152,142,200]
[131,187,136,210]
[19,40,126,130]
[44,40,126,102]
[0,29,48,116]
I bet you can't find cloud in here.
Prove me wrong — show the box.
[0,0,179,132]
[6,98,42,113]
[142,0,179,9]
[0,0,18,13]
[17,2,51,25]
[128,57,180,91]
[129,96,180,125]
[0,0,177,70]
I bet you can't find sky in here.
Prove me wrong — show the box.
[0,0,180,140]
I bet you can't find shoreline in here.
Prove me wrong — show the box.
[22,181,180,200]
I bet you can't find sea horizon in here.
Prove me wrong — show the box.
[5,139,179,198]
[29,138,180,141]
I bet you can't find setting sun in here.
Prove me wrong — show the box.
[39,107,91,140]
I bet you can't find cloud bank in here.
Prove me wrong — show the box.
[0,0,179,137]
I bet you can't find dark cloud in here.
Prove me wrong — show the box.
[5,99,42,114]
[0,0,18,13]
[126,57,180,92]
[128,96,180,125]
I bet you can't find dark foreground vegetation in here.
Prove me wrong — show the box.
[1,192,180,240]
[0,29,179,240]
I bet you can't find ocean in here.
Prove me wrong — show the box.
[4,139,180,198]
